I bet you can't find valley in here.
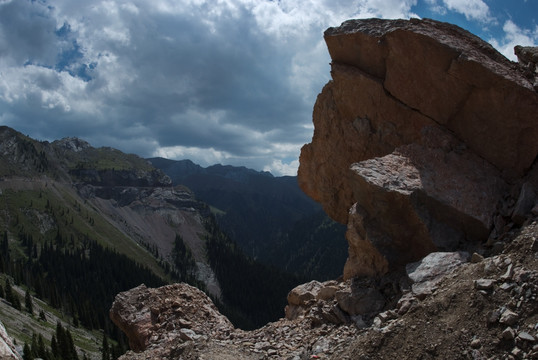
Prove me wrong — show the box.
[0,126,345,359]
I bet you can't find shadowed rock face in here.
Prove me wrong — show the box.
[298,18,538,278]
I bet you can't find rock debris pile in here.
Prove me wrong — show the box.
[110,221,537,359]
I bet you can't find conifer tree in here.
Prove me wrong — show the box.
[4,277,21,310]
[31,334,38,359]
[25,289,33,315]
[23,342,33,360]
[4,278,13,303]
[39,309,47,322]
[37,334,47,360]
[101,335,110,360]
[51,334,59,359]
[11,291,22,310]
[65,328,79,360]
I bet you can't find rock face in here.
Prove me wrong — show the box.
[298,18,538,278]
[0,320,21,360]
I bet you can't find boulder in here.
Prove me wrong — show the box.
[287,280,322,306]
[298,18,538,277]
[110,283,234,352]
[335,278,385,316]
[345,129,505,277]
[405,251,469,298]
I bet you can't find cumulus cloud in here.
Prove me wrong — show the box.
[489,20,538,61]
[426,0,492,22]
[0,0,533,175]
[443,0,491,22]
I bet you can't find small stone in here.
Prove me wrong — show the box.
[471,338,481,348]
[471,253,484,263]
[373,317,383,328]
[474,279,495,290]
[486,309,501,325]
[378,310,397,322]
[317,285,338,301]
[501,264,514,281]
[502,327,516,340]
[500,282,515,291]
[484,261,497,274]
[267,349,278,356]
[500,309,519,326]
[517,331,536,342]
[511,347,524,358]
[351,315,367,329]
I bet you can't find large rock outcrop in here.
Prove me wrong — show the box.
[298,18,538,279]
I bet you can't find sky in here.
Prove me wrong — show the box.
[0,0,536,176]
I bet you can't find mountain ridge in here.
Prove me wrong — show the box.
[0,126,318,359]
[148,156,348,280]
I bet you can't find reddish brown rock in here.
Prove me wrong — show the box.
[345,128,506,277]
[110,283,233,353]
[298,18,538,278]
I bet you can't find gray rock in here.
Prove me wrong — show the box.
[500,309,519,326]
[502,327,516,340]
[474,279,495,290]
[336,287,384,316]
[511,347,524,358]
[487,309,502,325]
[406,252,469,283]
[500,282,516,291]
[501,264,514,281]
[517,331,536,342]
[406,251,469,298]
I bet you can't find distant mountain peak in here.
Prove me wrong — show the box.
[53,137,92,152]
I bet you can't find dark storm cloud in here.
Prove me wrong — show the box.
[0,0,535,175]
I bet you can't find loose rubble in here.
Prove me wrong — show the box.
[111,218,538,359]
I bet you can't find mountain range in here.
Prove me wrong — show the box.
[148,157,347,280]
[0,125,347,359]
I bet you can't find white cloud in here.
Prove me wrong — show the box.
[426,0,492,22]
[2,0,527,176]
[264,159,300,176]
[489,20,538,61]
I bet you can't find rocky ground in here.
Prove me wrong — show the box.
[110,216,537,360]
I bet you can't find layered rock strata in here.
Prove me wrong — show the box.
[298,18,538,278]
